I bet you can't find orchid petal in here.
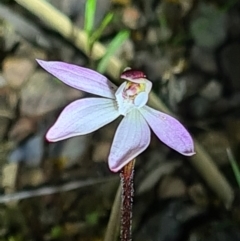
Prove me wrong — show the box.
[140,106,195,156]
[46,98,120,141]
[37,60,117,99]
[134,92,148,107]
[109,109,150,172]
[115,81,127,101]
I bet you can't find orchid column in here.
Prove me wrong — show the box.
[37,60,195,240]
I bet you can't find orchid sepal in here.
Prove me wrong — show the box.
[36,59,117,99]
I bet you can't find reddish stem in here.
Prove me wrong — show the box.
[120,160,135,241]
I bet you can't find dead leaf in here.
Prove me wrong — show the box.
[137,161,181,194]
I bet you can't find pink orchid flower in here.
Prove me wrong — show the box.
[37,60,195,172]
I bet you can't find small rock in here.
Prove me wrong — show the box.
[0,87,17,141]
[0,19,21,52]
[188,184,209,206]
[146,27,159,45]
[158,175,187,199]
[220,43,240,91]
[122,6,145,29]
[3,57,36,89]
[8,134,44,167]
[20,71,66,116]
[188,96,211,119]
[137,161,181,194]
[60,135,89,168]
[191,46,218,74]
[136,200,204,241]
[157,1,182,31]
[228,92,240,109]
[134,51,171,81]
[179,0,194,16]
[227,8,240,39]
[146,26,172,45]
[111,0,130,5]
[190,2,227,50]
[0,74,7,87]
[20,168,45,187]
[9,117,37,143]
[15,40,47,60]
[200,79,222,102]
[168,72,206,109]
[210,97,240,115]
[159,25,172,43]
[2,163,18,193]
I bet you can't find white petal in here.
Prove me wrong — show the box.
[108,109,151,172]
[37,60,117,99]
[134,92,148,107]
[46,98,120,141]
[145,79,153,94]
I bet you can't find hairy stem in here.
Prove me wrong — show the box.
[120,160,135,241]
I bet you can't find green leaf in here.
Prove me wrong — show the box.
[84,0,97,37]
[227,148,240,188]
[85,211,100,226]
[50,226,63,239]
[90,12,114,45]
[97,30,130,73]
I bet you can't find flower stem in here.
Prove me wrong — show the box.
[120,159,135,241]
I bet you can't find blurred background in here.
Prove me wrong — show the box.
[0,0,240,240]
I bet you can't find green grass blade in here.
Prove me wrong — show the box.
[90,12,114,44]
[97,30,130,73]
[84,0,97,36]
[226,148,240,188]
